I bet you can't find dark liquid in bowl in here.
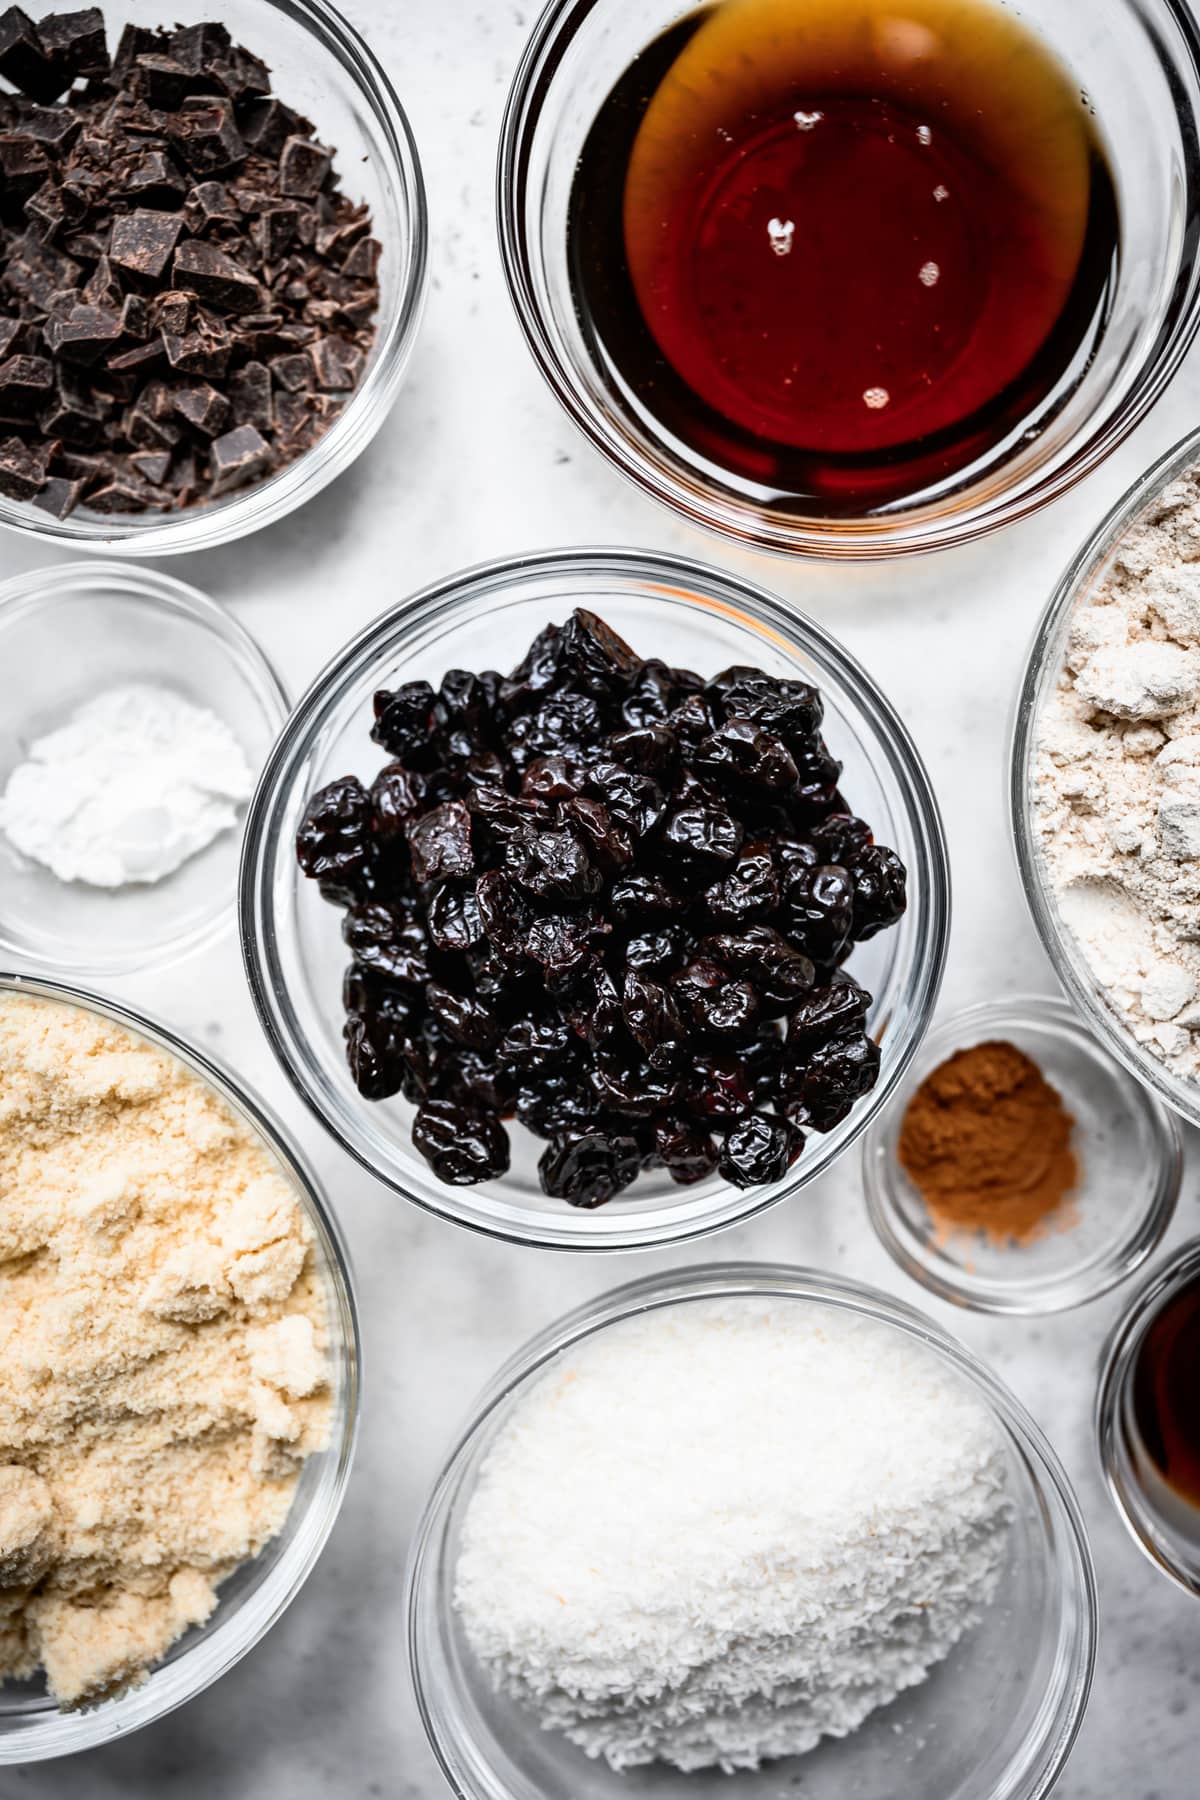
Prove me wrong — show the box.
[1131,1276,1200,1510]
[568,0,1119,515]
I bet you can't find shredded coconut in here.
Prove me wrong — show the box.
[0,993,331,1708]
[0,683,253,888]
[455,1297,1011,1773]
[1033,466,1200,1081]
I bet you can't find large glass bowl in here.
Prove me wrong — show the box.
[0,973,361,1763]
[0,0,427,556]
[407,1264,1097,1800]
[239,548,950,1251]
[1011,424,1200,1133]
[497,0,1200,559]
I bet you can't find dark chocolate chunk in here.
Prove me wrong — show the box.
[0,8,63,102]
[166,96,247,177]
[170,379,230,436]
[37,8,109,81]
[238,95,301,157]
[0,351,52,415]
[31,471,85,515]
[172,238,261,314]
[44,304,122,366]
[229,358,271,430]
[0,433,46,498]
[208,421,271,494]
[110,209,183,281]
[279,134,331,198]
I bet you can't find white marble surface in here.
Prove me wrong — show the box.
[3,1,1200,1793]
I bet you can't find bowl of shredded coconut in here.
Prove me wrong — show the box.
[407,1264,1096,1800]
[0,975,359,1762]
[1015,425,1200,1131]
[0,562,287,977]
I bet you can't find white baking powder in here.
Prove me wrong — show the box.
[1033,468,1200,1078]
[455,1297,1011,1773]
[0,683,253,888]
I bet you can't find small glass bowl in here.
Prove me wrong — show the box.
[863,996,1181,1315]
[1012,423,1200,1134]
[0,562,288,977]
[1096,1239,1200,1597]
[407,1263,1097,1800]
[498,0,1200,559]
[239,546,950,1251]
[0,971,360,1763]
[0,0,427,557]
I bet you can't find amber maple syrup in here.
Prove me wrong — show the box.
[568,0,1119,514]
[1130,1273,1200,1514]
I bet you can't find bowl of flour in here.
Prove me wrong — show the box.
[407,1265,1096,1800]
[0,562,288,978]
[1014,425,1200,1131]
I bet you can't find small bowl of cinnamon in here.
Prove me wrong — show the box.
[863,995,1181,1314]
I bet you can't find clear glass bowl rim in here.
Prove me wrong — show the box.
[0,969,361,1762]
[863,994,1183,1315]
[406,1259,1098,1800]
[238,543,951,1251]
[0,0,429,558]
[1010,422,1200,1132]
[1095,1235,1200,1596]
[495,0,1200,561]
[0,559,290,978]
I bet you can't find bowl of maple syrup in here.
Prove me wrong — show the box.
[1097,1239,1200,1596]
[499,0,1200,557]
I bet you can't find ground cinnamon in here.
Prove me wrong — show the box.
[897,1039,1078,1248]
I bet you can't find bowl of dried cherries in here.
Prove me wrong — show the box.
[239,549,949,1249]
[0,1,426,553]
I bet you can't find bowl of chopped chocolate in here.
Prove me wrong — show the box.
[0,4,427,551]
[239,548,950,1250]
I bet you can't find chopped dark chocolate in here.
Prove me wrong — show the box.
[170,379,230,437]
[109,209,183,282]
[279,134,331,199]
[31,470,84,515]
[209,421,270,494]
[0,8,63,103]
[0,10,380,517]
[0,431,46,497]
[172,239,260,314]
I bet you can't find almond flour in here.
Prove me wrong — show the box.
[1033,467,1200,1080]
[0,992,331,1708]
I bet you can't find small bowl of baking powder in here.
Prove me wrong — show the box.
[0,562,287,977]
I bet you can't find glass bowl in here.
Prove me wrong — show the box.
[1096,1238,1200,1597]
[1012,423,1200,1134]
[497,0,1200,560]
[0,971,360,1763]
[0,561,288,977]
[407,1262,1097,1800]
[863,996,1181,1315]
[239,547,950,1251]
[0,0,427,557]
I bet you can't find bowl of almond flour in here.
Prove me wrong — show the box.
[408,1265,1096,1800]
[0,975,359,1763]
[1014,425,1200,1131]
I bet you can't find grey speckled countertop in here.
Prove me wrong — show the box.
[2,1,1199,1795]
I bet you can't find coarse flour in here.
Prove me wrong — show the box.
[1033,468,1200,1080]
[0,683,252,888]
[455,1298,1011,1773]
